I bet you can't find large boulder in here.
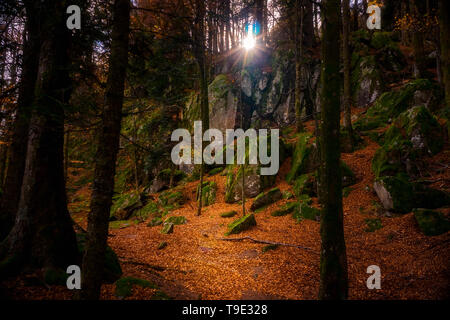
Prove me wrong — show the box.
[372,105,443,178]
[373,176,450,213]
[110,192,144,221]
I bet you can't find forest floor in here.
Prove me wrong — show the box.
[3,116,450,300]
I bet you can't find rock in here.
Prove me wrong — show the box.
[220,210,238,218]
[208,74,240,133]
[273,93,295,126]
[352,55,383,107]
[225,213,257,236]
[161,222,174,234]
[250,188,282,211]
[293,173,315,197]
[293,203,321,222]
[164,216,187,225]
[115,277,158,299]
[271,202,298,217]
[286,133,318,183]
[110,192,144,221]
[196,181,217,207]
[373,176,414,213]
[147,217,162,227]
[149,169,186,193]
[413,209,450,236]
[374,176,450,213]
[341,161,356,187]
[157,241,168,250]
[158,190,184,207]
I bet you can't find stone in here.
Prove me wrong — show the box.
[413,209,450,236]
[250,188,283,211]
[293,203,321,222]
[225,213,257,236]
[271,202,298,217]
[220,210,238,218]
[161,222,174,234]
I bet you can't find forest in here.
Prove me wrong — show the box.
[0,0,449,302]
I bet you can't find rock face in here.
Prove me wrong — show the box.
[353,55,383,107]
[250,188,282,211]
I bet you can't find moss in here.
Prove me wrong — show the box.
[196,181,217,207]
[109,220,139,229]
[293,203,321,222]
[250,187,282,211]
[161,222,174,234]
[370,31,398,50]
[341,161,356,187]
[412,183,450,209]
[115,277,157,298]
[164,216,186,225]
[158,190,184,207]
[413,209,450,236]
[375,176,414,213]
[293,174,312,197]
[157,241,167,250]
[364,218,383,232]
[262,244,279,253]
[225,213,257,236]
[110,191,143,220]
[208,167,223,176]
[220,210,238,218]
[76,233,122,283]
[286,133,314,183]
[271,202,298,217]
[135,201,159,220]
[147,217,162,227]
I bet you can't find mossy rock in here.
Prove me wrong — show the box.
[161,222,174,234]
[286,133,318,183]
[293,173,314,197]
[196,181,217,207]
[225,213,257,236]
[164,215,186,225]
[110,192,144,221]
[208,167,223,176]
[109,219,139,229]
[413,209,450,236]
[373,176,414,213]
[147,217,162,227]
[364,218,383,232]
[158,190,184,207]
[412,183,450,209]
[220,210,238,218]
[293,203,321,222]
[271,202,298,217]
[135,201,159,220]
[76,233,122,283]
[250,188,282,211]
[115,277,158,298]
[282,191,294,199]
[157,241,168,250]
[262,244,279,253]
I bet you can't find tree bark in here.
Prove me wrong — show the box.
[0,0,78,272]
[342,0,354,152]
[410,0,427,79]
[295,0,304,133]
[318,0,348,300]
[439,0,450,107]
[0,0,41,240]
[79,0,130,300]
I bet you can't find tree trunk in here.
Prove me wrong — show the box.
[194,0,209,216]
[439,0,450,107]
[410,0,427,79]
[342,0,354,152]
[79,0,130,300]
[294,0,304,133]
[318,0,348,300]
[0,0,41,240]
[0,0,78,272]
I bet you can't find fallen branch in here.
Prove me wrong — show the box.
[217,236,315,252]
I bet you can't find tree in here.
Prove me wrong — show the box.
[0,0,79,273]
[0,0,41,240]
[79,0,130,300]
[410,0,427,79]
[439,0,450,107]
[342,0,354,152]
[193,0,210,216]
[318,0,349,300]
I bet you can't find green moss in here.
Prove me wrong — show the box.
[286,133,313,183]
[164,216,186,225]
[147,217,162,227]
[110,192,143,220]
[208,167,223,176]
[115,277,157,298]
[157,241,167,250]
[161,222,174,234]
[364,218,383,232]
[293,203,321,222]
[220,210,238,218]
[135,201,159,220]
[413,209,450,236]
[271,202,298,217]
[293,174,312,197]
[262,244,279,253]
[225,213,257,236]
[196,181,217,207]
[375,176,414,213]
[250,187,282,211]
[109,220,139,229]
[159,190,184,207]
[341,161,356,187]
